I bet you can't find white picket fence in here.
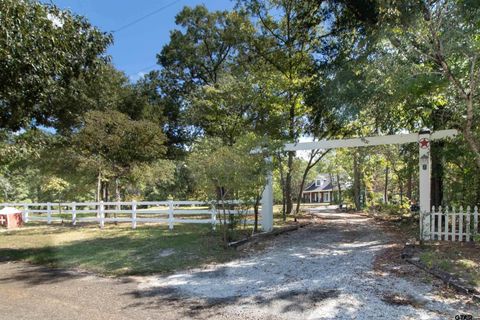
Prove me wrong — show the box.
[0,201,260,230]
[420,206,479,241]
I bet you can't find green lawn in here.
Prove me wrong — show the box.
[0,223,237,276]
[0,211,302,276]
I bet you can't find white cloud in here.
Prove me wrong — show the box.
[129,72,146,82]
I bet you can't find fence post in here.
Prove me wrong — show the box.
[100,201,105,229]
[452,206,457,241]
[115,201,120,225]
[466,206,471,242]
[437,206,442,240]
[72,202,77,226]
[428,207,435,240]
[47,202,52,224]
[168,200,174,230]
[443,206,449,241]
[211,202,217,231]
[459,206,464,242]
[474,206,478,239]
[23,204,29,223]
[132,201,137,230]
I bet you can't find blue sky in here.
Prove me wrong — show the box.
[45,0,234,81]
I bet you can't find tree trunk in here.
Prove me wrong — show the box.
[98,181,108,218]
[253,194,261,232]
[114,177,121,225]
[218,189,228,247]
[384,165,389,204]
[96,171,102,203]
[406,169,412,201]
[36,185,41,203]
[294,162,310,220]
[336,172,343,204]
[399,181,403,205]
[285,89,296,216]
[353,152,361,211]
[101,181,109,217]
[104,182,109,202]
[430,141,444,208]
[285,151,294,215]
[277,155,287,221]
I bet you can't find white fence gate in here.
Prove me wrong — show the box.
[0,201,260,230]
[421,206,479,241]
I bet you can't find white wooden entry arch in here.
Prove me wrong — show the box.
[261,129,458,239]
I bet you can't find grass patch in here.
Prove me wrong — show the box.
[0,223,237,276]
[418,243,480,289]
[0,207,309,276]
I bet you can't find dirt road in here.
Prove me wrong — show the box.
[1,212,478,319]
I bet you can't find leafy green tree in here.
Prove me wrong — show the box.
[383,1,480,170]
[239,0,324,215]
[158,6,245,89]
[73,110,169,202]
[0,0,112,131]
[188,134,271,240]
[133,72,189,159]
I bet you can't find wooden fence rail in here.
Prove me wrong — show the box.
[0,201,260,230]
[421,206,479,241]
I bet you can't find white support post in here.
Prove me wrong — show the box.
[99,201,105,229]
[211,202,217,231]
[168,200,174,230]
[132,201,137,230]
[47,202,52,224]
[23,204,29,223]
[261,157,274,232]
[72,202,77,226]
[418,130,431,240]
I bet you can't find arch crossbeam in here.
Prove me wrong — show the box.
[284,129,457,151]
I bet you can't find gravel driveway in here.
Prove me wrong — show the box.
[1,212,478,319]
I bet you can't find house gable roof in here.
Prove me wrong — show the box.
[303,174,333,192]
[304,181,333,192]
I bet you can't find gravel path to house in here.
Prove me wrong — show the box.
[1,212,478,319]
[139,212,479,319]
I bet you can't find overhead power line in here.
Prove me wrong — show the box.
[113,0,182,33]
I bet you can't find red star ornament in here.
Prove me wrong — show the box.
[419,138,429,149]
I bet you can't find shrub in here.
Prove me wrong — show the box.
[374,202,410,216]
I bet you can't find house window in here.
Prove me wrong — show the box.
[316,179,321,186]
[324,192,330,202]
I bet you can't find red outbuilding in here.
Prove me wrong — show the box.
[0,207,23,229]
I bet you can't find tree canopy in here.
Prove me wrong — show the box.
[0,0,112,131]
[1,0,480,212]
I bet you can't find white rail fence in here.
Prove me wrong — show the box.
[0,201,260,230]
[421,206,479,242]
